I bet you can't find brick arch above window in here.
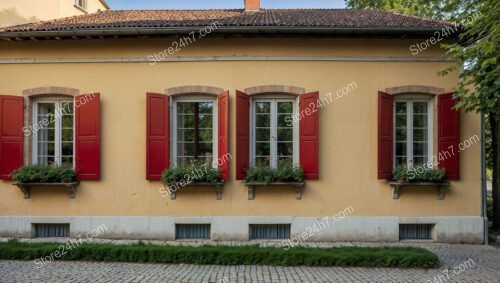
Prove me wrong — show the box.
[164,85,224,96]
[384,85,444,96]
[244,85,305,96]
[23,86,80,97]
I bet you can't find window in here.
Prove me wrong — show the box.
[74,0,87,10]
[249,224,291,239]
[33,99,74,166]
[172,96,217,166]
[34,223,70,238]
[251,98,297,167]
[399,224,433,240]
[175,224,211,240]
[393,97,433,168]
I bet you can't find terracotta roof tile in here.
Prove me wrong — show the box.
[1,9,454,31]
[0,9,457,38]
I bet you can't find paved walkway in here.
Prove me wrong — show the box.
[0,241,498,282]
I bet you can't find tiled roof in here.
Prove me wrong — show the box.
[0,9,457,38]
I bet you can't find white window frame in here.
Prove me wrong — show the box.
[32,98,75,167]
[250,95,299,168]
[393,95,433,168]
[74,0,87,10]
[170,95,218,167]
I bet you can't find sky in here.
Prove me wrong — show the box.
[105,0,347,10]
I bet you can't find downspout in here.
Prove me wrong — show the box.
[481,113,489,245]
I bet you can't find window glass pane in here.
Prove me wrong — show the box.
[38,103,55,115]
[413,102,427,114]
[413,157,426,166]
[198,113,212,128]
[395,114,406,128]
[395,142,406,157]
[198,102,212,114]
[60,102,74,115]
[277,157,293,164]
[61,156,73,166]
[177,142,194,159]
[256,114,270,128]
[413,142,428,156]
[413,128,428,142]
[177,103,194,114]
[177,129,194,142]
[62,142,73,155]
[277,128,293,142]
[396,128,407,141]
[177,113,195,128]
[62,115,73,128]
[277,142,293,156]
[255,157,270,166]
[255,142,270,156]
[277,114,292,128]
[395,102,406,114]
[396,156,407,166]
[38,156,55,165]
[277,102,293,113]
[38,142,55,165]
[198,143,213,161]
[37,103,56,129]
[61,129,73,142]
[255,102,270,113]
[38,129,55,142]
[256,128,270,142]
[413,114,428,128]
[199,129,212,142]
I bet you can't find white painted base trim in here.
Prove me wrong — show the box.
[0,216,484,244]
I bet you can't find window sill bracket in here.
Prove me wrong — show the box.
[13,182,80,199]
[388,181,450,200]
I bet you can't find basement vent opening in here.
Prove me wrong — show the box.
[175,224,211,240]
[34,223,70,238]
[399,224,433,240]
[249,224,291,240]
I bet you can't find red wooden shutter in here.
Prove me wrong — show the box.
[75,93,101,180]
[438,93,460,180]
[299,92,319,179]
[236,90,250,180]
[378,91,393,179]
[0,95,23,180]
[218,91,229,180]
[146,93,169,180]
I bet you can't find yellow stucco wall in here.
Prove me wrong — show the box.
[0,0,108,27]
[0,38,481,217]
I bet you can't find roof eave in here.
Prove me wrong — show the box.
[0,26,460,40]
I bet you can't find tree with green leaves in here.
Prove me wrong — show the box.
[346,0,500,229]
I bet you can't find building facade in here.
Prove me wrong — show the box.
[0,0,109,27]
[0,1,485,243]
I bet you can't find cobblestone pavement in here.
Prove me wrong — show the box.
[0,240,498,283]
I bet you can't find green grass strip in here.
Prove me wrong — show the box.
[0,240,439,268]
